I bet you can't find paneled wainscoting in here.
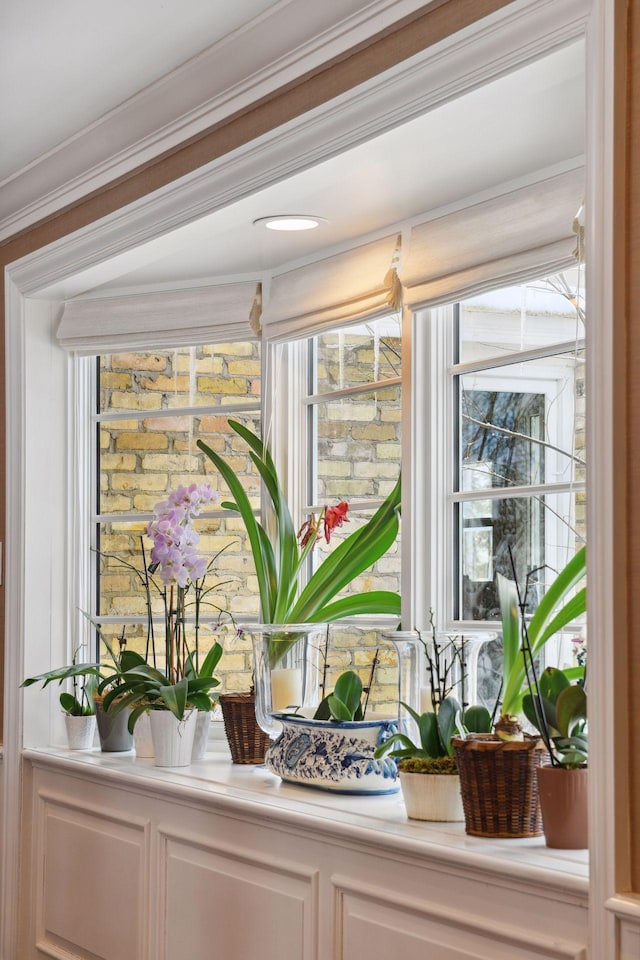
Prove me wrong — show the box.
[19,741,589,960]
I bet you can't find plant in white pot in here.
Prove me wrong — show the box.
[22,650,99,750]
[373,615,491,821]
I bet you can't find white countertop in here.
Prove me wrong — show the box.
[24,736,589,897]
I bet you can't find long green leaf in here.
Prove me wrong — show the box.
[289,477,400,621]
[197,437,274,620]
[310,591,401,623]
[198,641,223,678]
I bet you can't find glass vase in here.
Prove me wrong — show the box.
[250,623,328,739]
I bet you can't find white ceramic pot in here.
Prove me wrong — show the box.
[399,770,465,821]
[149,709,197,767]
[265,713,400,794]
[191,710,211,761]
[64,713,96,750]
[133,711,154,758]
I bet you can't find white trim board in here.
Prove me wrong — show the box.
[0,0,442,243]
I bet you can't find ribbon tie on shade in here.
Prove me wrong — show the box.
[249,282,263,335]
[384,234,403,312]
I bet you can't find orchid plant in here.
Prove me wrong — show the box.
[101,482,229,727]
[197,420,401,625]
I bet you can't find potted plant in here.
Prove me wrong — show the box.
[452,546,586,838]
[374,622,491,821]
[22,648,99,750]
[522,665,588,848]
[197,419,401,745]
[264,669,400,794]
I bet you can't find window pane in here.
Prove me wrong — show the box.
[459,268,585,364]
[99,342,261,412]
[99,409,261,515]
[460,350,585,490]
[457,491,584,621]
[314,385,401,503]
[314,316,401,393]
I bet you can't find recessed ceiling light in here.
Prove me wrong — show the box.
[253,215,326,232]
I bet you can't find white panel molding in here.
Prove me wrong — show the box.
[0,0,446,242]
[9,0,587,296]
[158,828,319,960]
[333,875,587,960]
[619,913,640,960]
[34,790,150,960]
[158,823,321,886]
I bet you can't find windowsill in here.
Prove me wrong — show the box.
[23,738,588,897]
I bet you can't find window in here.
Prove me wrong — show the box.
[449,268,586,706]
[93,341,261,694]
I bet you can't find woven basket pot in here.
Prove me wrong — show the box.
[452,734,546,838]
[219,691,271,765]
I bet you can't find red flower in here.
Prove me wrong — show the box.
[324,502,349,543]
[297,515,320,549]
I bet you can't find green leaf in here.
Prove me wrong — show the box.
[462,704,492,733]
[327,695,354,722]
[418,712,441,758]
[333,671,363,716]
[310,591,401,623]
[59,692,92,716]
[157,677,189,720]
[197,436,274,620]
[313,695,332,720]
[373,732,418,759]
[539,667,570,704]
[289,476,400,622]
[188,693,212,711]
[197,641,223,678]
[22,662,102,688]
[128,703,150,734]
[437,697,461,754]
[522,692,557,734]
[555,684,587,738]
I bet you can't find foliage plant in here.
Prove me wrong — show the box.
[197,420,401,627]
[522,666,587,768]
[493,545,586,737]
[374,623,491,772]
[313,670,365,722]
[22,646,100,716]
[23,483,230,729]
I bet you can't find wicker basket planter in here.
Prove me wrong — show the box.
[219,692,271,765]
[452,734,546,838]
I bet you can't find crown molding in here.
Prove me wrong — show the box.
[0,0,442,244]
[11,0,588,299]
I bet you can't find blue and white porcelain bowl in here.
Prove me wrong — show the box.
[265,713,400,794]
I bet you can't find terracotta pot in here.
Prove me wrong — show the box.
[399,771,464,822]
[536,765,588,849]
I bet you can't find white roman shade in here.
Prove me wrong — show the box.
[403,167,584,309]
[57,281,262,353]
[261,234,400,341]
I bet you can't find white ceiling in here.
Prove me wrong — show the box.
[0,0,279,183]
[42,39,585,300]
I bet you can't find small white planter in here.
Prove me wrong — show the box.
[191,711,211,761]
[399,770,465,822]
[64,713,96,751]
[150,709,197,767]
[133,711,154,758]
